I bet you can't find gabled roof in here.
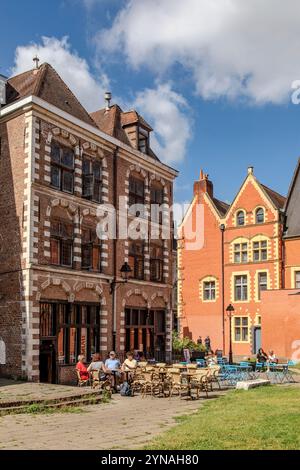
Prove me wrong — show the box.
[284,158,300,238]
[91,105,159,161]
[6,63,97,127]
[212,197,230,216]
[121,110,153,131]
[260,184,286,210]
[285,158,300,211]
[90,105,131,145]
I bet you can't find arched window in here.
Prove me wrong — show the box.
[236,210,245,226]
[255,207,265,224]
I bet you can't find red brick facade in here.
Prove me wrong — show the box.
[178,168,286,358]
[0,65,177,383]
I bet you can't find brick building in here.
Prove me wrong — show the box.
[262,159,300,360]
[0,63,178,383]
[178,167,286,358]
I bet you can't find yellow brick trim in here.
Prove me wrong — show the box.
[230,237,250,264]
[232,315,251,344]
[254,269,271,302]
[291,267,300,288]
[251,205,268,224]
[230,271,251,303]
[199,275,219,302]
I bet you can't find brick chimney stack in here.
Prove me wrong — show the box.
[193,169,214,198]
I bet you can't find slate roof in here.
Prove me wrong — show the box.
[284,159,300,238]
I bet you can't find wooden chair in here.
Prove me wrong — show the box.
[190,370,210,398]
[140,371,162,398]
[90,370,111,392]
[168,372,189,398]
[76,369,90,387]
[207,365,222,390]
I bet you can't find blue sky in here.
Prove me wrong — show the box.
[2,0,300,206]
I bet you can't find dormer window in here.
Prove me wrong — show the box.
[139,128,149,154]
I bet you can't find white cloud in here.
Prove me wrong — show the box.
[132,83,191,164]
[13,36,109,111]
[97,0,300,104]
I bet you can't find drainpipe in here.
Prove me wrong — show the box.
[112,147,118,351]
[220,224,226,353]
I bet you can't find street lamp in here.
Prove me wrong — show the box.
[226,303,235,364]
[110,262,132,294]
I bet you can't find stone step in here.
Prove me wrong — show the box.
[236,379,271,390]
[0,395,105,416]
[0,389,102,410]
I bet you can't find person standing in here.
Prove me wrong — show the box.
[197,336,202,345]
[205,336,211,352]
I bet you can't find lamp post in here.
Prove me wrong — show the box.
[226,303,235,364]
[220,224,226,353]
[110,262,132,294]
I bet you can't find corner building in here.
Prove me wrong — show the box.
[0,64,177,383]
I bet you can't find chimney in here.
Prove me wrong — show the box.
[0,74,7,107]
[104,91,112,111]
[194,169,214,198]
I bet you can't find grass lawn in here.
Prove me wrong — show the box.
[145,386,300,450]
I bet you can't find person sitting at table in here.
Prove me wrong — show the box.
[122,351,137,382]
[105,351,122,390]
[76,355,89,382]
[87,353,107,380]
[268,350,278,364]
[256,348,268,363]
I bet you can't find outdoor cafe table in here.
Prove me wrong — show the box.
[267,363,295,383]
[180,372,196,399]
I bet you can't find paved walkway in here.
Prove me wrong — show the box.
[0,392,223,450]
[0,379,96,405]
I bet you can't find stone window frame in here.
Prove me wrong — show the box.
[199,275,219,303]
[231,271,250,303]
[235,209,246,227]
[254,206,266,225]
[232,316,251,343]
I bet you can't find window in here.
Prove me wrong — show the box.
[295,271,300,289]
[150,243,164,282]
[50,220,73,267]
[234,275,248,301]
[258,272,268,300]
[256,208,265,224]
[253,240,268,262]
[234,243,248,263]
[150,186,164,224]
[41,303,100,365]
[236,211,245,226]
[129,176,145,205]
[234,317,249,342]
[81,227,101,272]
[50,141,74,193]
[129,242,144,280]
[203,281,216,301]
[82,157,102,202]
[139,129,149,154]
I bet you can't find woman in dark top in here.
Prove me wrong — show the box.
[256,348,268,363]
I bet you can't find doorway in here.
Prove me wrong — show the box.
[39,339,57,383]
[254,327,261,354]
